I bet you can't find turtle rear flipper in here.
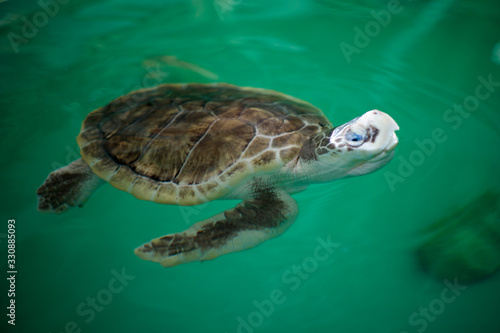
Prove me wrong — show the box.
[37,158,103,213]
[134,185,299,267]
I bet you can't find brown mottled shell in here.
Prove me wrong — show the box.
[77,83,331,205]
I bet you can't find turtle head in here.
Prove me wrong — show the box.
[296,110,399,182]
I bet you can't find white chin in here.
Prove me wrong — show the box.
[347,150,396,176]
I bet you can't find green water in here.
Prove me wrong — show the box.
[1,0,500,332]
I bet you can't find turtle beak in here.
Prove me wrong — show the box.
[388,131,399,151]
[364,110,399,152]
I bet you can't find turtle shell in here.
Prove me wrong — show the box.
[77,83,331,205]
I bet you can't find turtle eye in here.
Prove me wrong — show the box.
[345,130,366,147]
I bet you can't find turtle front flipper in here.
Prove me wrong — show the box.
[134,186,299,267]
[37,158,104,213]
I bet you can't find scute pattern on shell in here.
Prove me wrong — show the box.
[77,83,331,205]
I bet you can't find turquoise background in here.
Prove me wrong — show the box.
[1,0,499,332]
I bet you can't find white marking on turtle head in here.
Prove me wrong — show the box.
[293,110,399,182]
[328,110,399,176]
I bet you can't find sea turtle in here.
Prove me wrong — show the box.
[37,83,399,267]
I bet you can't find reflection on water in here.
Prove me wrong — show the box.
[143,55,219,80]
[417,190,500,283]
